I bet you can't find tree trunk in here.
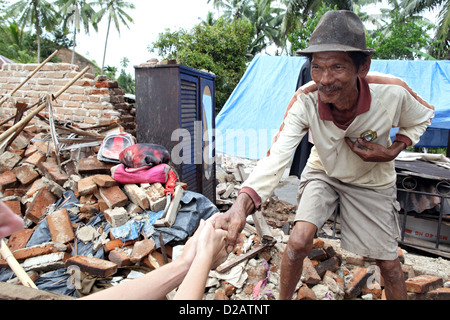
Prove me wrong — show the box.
[101,16,111,76]
[72,24,77,65]
[33,0,41,63]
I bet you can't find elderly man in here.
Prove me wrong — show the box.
[213,10,434,300]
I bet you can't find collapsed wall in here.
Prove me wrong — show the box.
[0,63,136,136]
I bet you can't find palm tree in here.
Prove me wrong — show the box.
[208,0,284,55]
[280,0,380,39]
[7,0,58,63]
[92,0,135,76]
[200,11,217,26]
[243,0,285,54]
[211,0,251,20]
[54,0,98,65]
[0,21,35,62]
[400,0,449,56]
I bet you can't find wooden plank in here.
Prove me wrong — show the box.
[0,282,74,300]
[216,242,274,273]
[154,186,184,228]
[253,211,274,244]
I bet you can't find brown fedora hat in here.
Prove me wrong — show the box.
[297,10,375,56]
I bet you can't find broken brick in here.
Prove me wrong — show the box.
[314,255,342,277]
[108,247,133,267]
[344,267,373,299]
[13,165,39,185]
[151,250,170,266]
[0,151,22,173]
[103,238,137,253]
[312,238,324,249]
[0,170,17,190]
[3,200,22,216]
[130,238,156,263]
[25,187,57,224]
[92,174,118,188]
[22,252,71,272]
[302,257,321,285]
[297,283,317,300]
[427,287,450,300]
[11,243,66,262]
[4,188,27,197]
[77,176,98,196]
[99,186,128,209]
[104,206,129,227]
[308,248,328,261]
[38,162,69,186]
[46,209,76,244]
[24,151,46,167]
[25,178,46,198]
[6,228,34,252]
[123,184,149,210]
[78,157,113,175]
[66,255,118,278]
[362,279,382,300]
[405,275,444,293]
[323,270,345,292]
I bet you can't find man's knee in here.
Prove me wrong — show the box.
[286,221,317,259]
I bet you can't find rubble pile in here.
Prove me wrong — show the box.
[212,154,450,300]
[0,121,214,299]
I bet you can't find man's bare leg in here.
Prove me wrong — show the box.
[376,258,408,300]
[279,221,317,300]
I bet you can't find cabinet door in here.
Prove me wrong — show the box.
[200,78,216,203]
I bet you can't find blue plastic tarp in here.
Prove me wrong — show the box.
[216,56,450,159]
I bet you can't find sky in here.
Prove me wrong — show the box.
[76,0,216,76]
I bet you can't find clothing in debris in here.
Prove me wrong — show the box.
[119,143,170,169]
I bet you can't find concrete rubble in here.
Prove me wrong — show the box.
[0,121,449,300]
[212,153,450,301]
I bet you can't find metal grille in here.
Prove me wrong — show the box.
[180,79,198,191]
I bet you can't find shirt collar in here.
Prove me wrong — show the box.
[318,76,371,124]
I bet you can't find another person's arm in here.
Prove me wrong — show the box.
[82,220,207,300]
[173,220,227,300]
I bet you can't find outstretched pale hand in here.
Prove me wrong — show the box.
[173,220,228,300]
[197,219,228,269]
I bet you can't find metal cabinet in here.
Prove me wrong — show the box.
[135,64,216,204]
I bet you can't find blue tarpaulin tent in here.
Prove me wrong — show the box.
[215,56,450,159]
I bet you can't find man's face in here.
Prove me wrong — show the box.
[311,51,362,110]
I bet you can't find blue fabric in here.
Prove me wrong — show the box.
[216,56,450,159]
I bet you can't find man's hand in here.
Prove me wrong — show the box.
[210,193,254,253]
[345,138,406,162]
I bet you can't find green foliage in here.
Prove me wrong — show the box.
[287,3,336,55]
[5,0,59,62]
[117,69,135,94]
[368,10,437,60]
[0,20,70,63]
[150,17,255,112]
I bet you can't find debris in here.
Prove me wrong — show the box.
[204,153,450,300]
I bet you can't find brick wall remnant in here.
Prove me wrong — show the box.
[0,63,136,136]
